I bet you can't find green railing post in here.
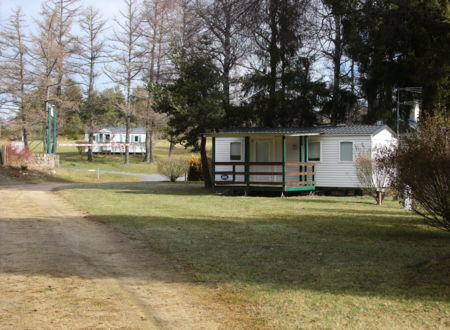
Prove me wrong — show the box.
[282,135,286,189]
[45,103,57,154]
[52,109,57,154]
[312,165,315,184]
[302,136,306,183]
[305,136,309,184]
[212,136,216,188]
[46,103,51,154]
[245,136,250,189]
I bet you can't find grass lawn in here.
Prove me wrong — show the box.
[57,138,194,174]
[58,182,450,329]
[0,166,140,185]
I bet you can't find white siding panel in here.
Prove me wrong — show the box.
[215,137,245,182]
[315,136,371,188]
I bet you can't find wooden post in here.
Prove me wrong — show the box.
[282,135,286,191]
[300,136,304,182]
[212,137,216,188]
[245,136,250,191]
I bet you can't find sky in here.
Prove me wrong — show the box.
[0,0,127,119]
[0,0,126,91]
[0,0,122,23]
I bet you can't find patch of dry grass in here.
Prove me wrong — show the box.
[59,183,450,329]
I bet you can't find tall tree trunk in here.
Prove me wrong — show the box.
[168,134,175,156]
[331,12,342,125]
[200,135,212,188]
[223,5,231,112]
[144,123,153,163]
[267,0,278,127]
[87,132,94,161]
[22,123,28,146]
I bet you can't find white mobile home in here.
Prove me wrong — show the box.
[85,127,146,153]
[208,125,396,193]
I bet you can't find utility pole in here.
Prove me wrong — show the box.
[46,103,57,154]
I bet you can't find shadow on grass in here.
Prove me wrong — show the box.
[85,212,450,302]
[2,211,448,303]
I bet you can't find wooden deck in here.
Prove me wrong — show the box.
[212,161,316,192]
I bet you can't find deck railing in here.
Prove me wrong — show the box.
[213,161,315,188]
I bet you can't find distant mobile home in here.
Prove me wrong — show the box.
[208,125,396,193]
[85,127,146,153]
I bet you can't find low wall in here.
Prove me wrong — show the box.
[0,143,59,170]
[34,154,60,170]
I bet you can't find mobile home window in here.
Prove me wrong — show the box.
[340,142,353,161]
[308,142,320,161]
[230,142,242,160]
[134,135,139,142]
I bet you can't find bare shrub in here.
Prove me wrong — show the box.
[355,146,394,205]
[156,157,189,182]
[386,115,450,231]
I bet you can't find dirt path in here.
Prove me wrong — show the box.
[0,183,226,329]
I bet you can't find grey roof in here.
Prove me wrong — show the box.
[214,125,395,136]
[99,127,146,134]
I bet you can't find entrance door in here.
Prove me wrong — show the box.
[252,138,273,183]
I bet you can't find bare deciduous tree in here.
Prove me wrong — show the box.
[77,6,108,161]
[51,0,81,103]
[195,0,253,114]
[105,0,145,165]
[31,0,80,135]
[133,87,167,162]
[355,145,394,205]
[141,0,173,162]
[172,0,202,54]
[31,3,59,114]
[0,7,33,145]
